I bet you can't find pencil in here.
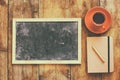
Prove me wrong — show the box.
[92,46,105,63]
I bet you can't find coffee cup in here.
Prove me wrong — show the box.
[85,6,112,34]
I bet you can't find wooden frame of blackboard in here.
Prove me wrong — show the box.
[12,18,81,64]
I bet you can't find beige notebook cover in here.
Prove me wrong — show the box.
[87,36,114,73]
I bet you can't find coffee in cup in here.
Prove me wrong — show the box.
[93,12,105,24]
[92,12,106,30]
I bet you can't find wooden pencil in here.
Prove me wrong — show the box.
[92,46,105,63]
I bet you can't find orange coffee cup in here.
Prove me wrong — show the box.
[85,6,112,34]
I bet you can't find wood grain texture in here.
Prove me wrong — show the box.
[0,0,8,80]
[0,0,119,80]
[39,0,67,18]
[8,0,39,80]
[39,65,70,80]
[0,52,7,80]
[39,65,56,80]
[0,0,8,51]
[69,0,102,80]
[39,0,71,80]
[100,0,120,80]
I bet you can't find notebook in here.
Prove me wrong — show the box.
[87,36,114,73]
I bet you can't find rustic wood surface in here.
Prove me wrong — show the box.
[0,0,119,80]
[8,0,39,80]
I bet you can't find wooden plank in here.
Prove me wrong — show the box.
[0,52,7,80]
[55,65,71,80]
[40,65,71,80]
[0,0,8,80]
[8,0,39,80]
[70,0,102,80]
[39,0,68,18]
[39,0,71,80]
[100,0,120,80]
[100,0,120,28]
[68,0,99,18]
[39,65,56,80]
[0,0,8,51]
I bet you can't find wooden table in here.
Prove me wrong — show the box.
[0,0,120,80]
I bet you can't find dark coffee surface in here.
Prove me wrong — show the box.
[93,13,105,24]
